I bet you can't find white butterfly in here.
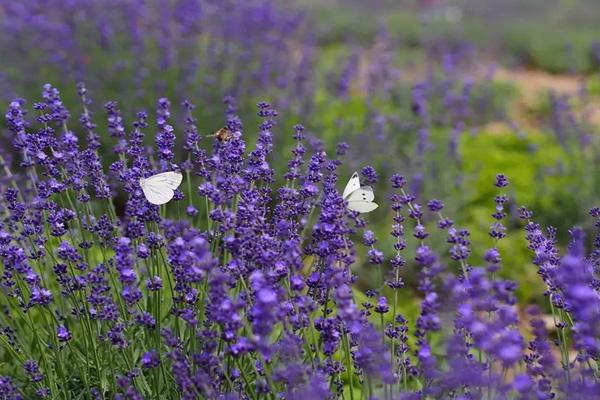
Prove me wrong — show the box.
[139,171,183,205]
[342,172,378,213]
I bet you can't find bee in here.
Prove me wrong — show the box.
[214,127,233,142]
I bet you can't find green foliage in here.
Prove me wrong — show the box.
[458,126,584,302]
[587,75,600,96]
[501,25,597,73]
[306,0,600,74]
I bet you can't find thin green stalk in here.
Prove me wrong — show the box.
[40,309,70,399]
[235,359,259,400]
[342,333,355,400]
[550,300,571,384]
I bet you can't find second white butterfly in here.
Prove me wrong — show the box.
[342,172,378,213]
[140,171,183,205]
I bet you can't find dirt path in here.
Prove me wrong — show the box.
[357,48,600,127]
[492,67,600,126]
[494,68,583,102]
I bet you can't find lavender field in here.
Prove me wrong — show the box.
[1,0,600,399]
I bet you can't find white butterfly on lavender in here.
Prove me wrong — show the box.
[342,172,378,213]
[139,171,183,205]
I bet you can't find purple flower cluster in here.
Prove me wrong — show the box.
[0,0,518,220]
[0,0,306,112]
[0,86,599,399]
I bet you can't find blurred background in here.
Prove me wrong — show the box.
[1,0,599,307]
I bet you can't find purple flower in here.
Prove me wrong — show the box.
[30,286,53,306]
[413,224,429,240]
[249,271,280,345]
[484,248,501,264]
[354,324,394,384]
[141,350,161,369]
[390,174,406,189]
[362,230,376,246]
[135,312,157,329]
[427,199,444,212]
[57,326,72,342]
[513,373,534,394]
[146,276,162,292]
[374,296,389,314]
[361,165,378,184]
[556,229,600,359]
[282,372,330,399]
[336,141,349,156]
[0,376,22,399]
[368,248,385,265]
[23,360,43,383]
[104,101,126,154]
[495,173,509,188]
[4,77,600,399]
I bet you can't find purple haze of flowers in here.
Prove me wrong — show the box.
[557,229,600,361]
[0,0,307,108]
[2,87,600,399]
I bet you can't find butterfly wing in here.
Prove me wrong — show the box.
[345,186,374,202]
[347,201,379,213]
[344,173,377,213]
[144,171,183,189]
[141,182,176,205]
[342,172,361,199]
[140,171,183,205]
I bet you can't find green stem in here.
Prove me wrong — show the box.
[342,334,355,400]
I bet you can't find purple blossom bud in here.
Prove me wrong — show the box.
[0,377,20,399]
[495,173,509,188]
[57,326,72,342]
[390,174,406,189]
[257,289,277,304]
[137,244,150,259]
[427,199,444,212]
[413,224,429,240]
[141,350,160,369]
[368,248,384,265]
[374,297,389,314]
[186,206,198,217]
[438,218,454,229]
[290,275,305,291]
[135,312,156,329]
[513,374,533,393]
[484,248,501,264]
[361,165,378,184]
[363,230,376,246]
[30,287,53,306]
[23,360,43,383]
[489,222,507,240]
[146,276,162,291]
[336,142,349,156]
